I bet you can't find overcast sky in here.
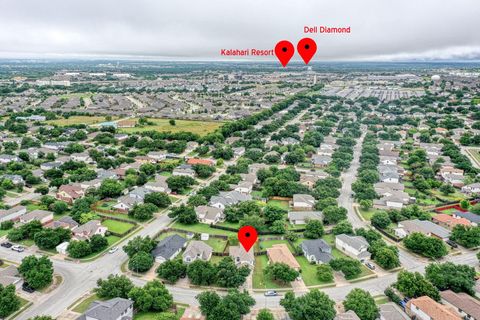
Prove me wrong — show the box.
[1,0,479,61]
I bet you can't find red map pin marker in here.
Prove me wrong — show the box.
[274,40,294,67]
[238,226,258,252]
[297,38,317,64]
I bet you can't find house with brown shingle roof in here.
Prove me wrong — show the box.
[406,296,462,320]
[432,214,471,229]
[266,244,300,271]
[56,184,85,204]
[441,290,480,320]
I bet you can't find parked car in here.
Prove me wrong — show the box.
[1,242,12,248]
[11,245,25,252]
[446,240,458,248]
[264,290,278,297]
[365,262,376,270]
[22,282,35,293]
[108,247,118,254]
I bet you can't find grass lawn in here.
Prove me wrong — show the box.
[79,235,121,260]
[159,171,173,177]
[0,229,9,238]
[430,189,466,202]
[204,238,228,253]
[358,207,377,220]
[217,221,240,229]
[5,191,21,198]
[120,118,224,137]
[374,295,389,305]
[19,239,35,246]
[258,239,295,252]
[46,116,112,126]
[134,306,185,320]
[296,256,334,286]
[266,200,290,210]
[26,203,46,211]
[157,231,186,240]
[172,222,236,236]
[95,212,138,222]
[107,235,121,246]
[73,294,102,313]
[101,219,135,234]
[253,255,290,289]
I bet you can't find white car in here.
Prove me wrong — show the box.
[108,247,119,254]
[11,245,25,252]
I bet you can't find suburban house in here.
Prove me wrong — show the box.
[209,191,252,210]
[56,184,85,204]
[380,171,400,183]
[195,205,224,225]
[47,216,79,230]
[144,176,171,193]
[406,296,462,320]
[378,303,410,320]
[229,245,254,267]
[0,205,27,223]
[19,210,54,225]
[147,151,167,162]
[462,183,480,194]
[113,195,143,213]
[335,234,371,261]
[152,234,187,263]
[71,152,93,163]
[440,290,480,320]
[334,310,360,320]
[186,158,215,167]
[77,298,134,320]
[172,164,196,178]
[452,211,480,226]
[56,242,69,255]
[2,174,24,185]
[396,219,451,240]
[432,213,471,229]
[292,194,316,211]
[0,154,20,164]
[300,239,333,264]
[300,171,328,188]
[266,244,300,271]
[73,220,108,241]
[373,193,410,210]
[311,155,332,168]
[182,241,213,263]
[234,181,253,194]
[288,211,323,225]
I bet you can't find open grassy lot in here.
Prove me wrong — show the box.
[253,255,290,289]
[296,256,334,286]
[120,118,224,136]
[172,222,236,236]
[46,116,112,126]
[358,207,378,221]
[101,219,136,234]
[266,200,290,210]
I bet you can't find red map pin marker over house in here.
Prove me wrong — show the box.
[297,37,317,64]
[274,40,294,67]
[238,225,258,252]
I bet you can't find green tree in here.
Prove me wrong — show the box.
[344,288,379,320]
[51,201,69,215]
[317,264,334,282]
[168,204,198,224]
[95,274,134,299]
[371,211,391,229]
[128,280,173,312]
[18,255,53,289]
[215,257,250,288]
[166,175,195,193]
[396,271,440,301]
[332,220,354,235]
[123,236,157,258]
[89,235,108,252]
[144,192,171,208]
[303,220,324,239]
[359,199,373,210]
[425,262,476,295]
[98,179,124,198]
[257,309,275,320]
[156,259,186,283]
[129,203,158,221]
[374,247,400,270]
[0,284,20,318]
[450,225,480,248]
[280,290,336,320]
[67,240,92,258]
[129,251,154,273]
[323,206,347,225]
[264,262,299,284]
[404,232,448,258]
[329,258,361,280]
[187,260,217,286]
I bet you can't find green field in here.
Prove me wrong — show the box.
[204,238,228,253]
[134,307,185,320]
[120,118,224,136]
[253,255,291,289]
[46,116,113,126]
[101,219,135,234]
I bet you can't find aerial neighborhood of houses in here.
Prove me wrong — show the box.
[0,62,479,320]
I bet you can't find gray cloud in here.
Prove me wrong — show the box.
[0,0,479,60]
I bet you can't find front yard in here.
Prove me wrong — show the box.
[101,219,136,235]
[252,255,291,289]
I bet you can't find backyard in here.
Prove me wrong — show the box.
[101,219,136,235]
